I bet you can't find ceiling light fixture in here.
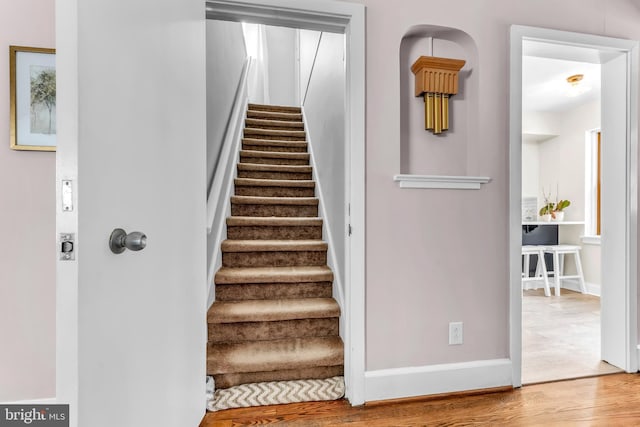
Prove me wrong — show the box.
[565,73,590,97]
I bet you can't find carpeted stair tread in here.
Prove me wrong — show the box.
[230,195,318,206]
[226,216,322,227]
[245,118,304,130]
[247,109,302,121]
[248,103,301,113]
[244,127,306,140]
[207,336,344,375]
[221,239,327,253]
[213,367,344,390]
[242,138,308,153]
[237,163,312,174]
[208,298,340,323]
[234,178,315,188]
[240,150,309,160]
[209,317,338,343]
[215,265,334,284]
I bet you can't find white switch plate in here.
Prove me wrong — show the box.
[449,322,463,345]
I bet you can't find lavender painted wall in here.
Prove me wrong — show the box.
[0,0,56,401]
[345,0,640,371]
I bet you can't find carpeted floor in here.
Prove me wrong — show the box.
[522,288,622,384]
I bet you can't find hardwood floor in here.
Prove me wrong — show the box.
[522,288,622,384]
[201,373,640,426]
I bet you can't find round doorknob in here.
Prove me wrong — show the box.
[109,228,147,254]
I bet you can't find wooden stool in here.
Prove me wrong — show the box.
[543,245,587,296]
[522,245,550,296]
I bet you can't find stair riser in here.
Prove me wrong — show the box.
[240,155,309,166]
[245,123,304,131]
[214,282,333,301]
[244,131,306,142]
[227,225,322,240]
[222,251,327,268]
[248,104,301,114]
[209,318,339,343]
[213,365,344,389]
[242,143,307,153]
[235,186,315,198]
[231,203,318,217]
[237,170,312,180]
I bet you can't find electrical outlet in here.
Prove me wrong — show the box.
[449,322,463,345]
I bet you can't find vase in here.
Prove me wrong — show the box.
[540,214,551,222]
[553,211,565,221]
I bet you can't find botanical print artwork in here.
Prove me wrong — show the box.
[30,65,56,135]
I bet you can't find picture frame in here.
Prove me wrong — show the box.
[9,45,56,151]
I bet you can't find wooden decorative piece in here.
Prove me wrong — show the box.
[411,56,465,134]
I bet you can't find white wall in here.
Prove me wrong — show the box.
[206,20,247,194]
[299,30,321,105]
[0,0,56,402]
[302,31,346,299]
[521,141,539,198]
[264,26,298,106]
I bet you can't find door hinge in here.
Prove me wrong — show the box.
[348,224,352,236]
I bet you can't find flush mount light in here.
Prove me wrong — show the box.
[565,73,590,97]
[411,56,466,134]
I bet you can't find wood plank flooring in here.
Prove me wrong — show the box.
[522,288,622,384]
[201,373,640,426]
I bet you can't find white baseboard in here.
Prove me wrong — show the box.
[1,397,57,404]
[561,280,601,297]
[364,358,512,402]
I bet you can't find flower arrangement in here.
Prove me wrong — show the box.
[539,187,571,221]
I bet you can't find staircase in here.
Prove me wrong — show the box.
[207,103,344,410]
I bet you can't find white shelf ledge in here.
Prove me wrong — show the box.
[522,221,585,225]
[393,174,491,190]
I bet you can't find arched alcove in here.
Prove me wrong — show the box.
[399,25,479,177]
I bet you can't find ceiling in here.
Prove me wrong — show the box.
[522,55,601,113]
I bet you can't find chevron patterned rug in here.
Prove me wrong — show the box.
[207,376,345,411]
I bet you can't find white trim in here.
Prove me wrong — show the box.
[302,108,345,312]
[581,235,601,245]
[393,174,490,190]
[364,359,512,402]
[585,128,601,236]
[1,398,57,404]
[560,279,601,297]
[510,25,639,387]
[205,0,366,406]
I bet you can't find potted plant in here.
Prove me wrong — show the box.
[539,202,554,222]
[553,199,571,221]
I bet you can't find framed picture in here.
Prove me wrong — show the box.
[9,46,56,151]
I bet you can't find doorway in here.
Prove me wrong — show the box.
[509,25,639,387]
[205,0,366,404]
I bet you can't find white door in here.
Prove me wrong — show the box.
[56,0,207,426]
[600,52,632,370]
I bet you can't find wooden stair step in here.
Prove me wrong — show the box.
[230,195,319,217]
[237,163,312,180]
[207,336,343,375]
[240,150,309,165]
[208,298,340,323]
[248,103,302,113]
[215,265,334,285]
[245,118,304,130]
[247,109,302,122]
[242,138,308,153]
[244,127,306,141]
[234,178,315,198]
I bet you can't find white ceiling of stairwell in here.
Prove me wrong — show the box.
[522,41,601,114]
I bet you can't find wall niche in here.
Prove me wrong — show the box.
[399,25,480,179]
